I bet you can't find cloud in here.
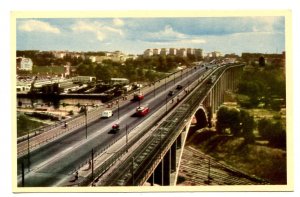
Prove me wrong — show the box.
[113,18,124,26]
[140,25,206,45]
[18,19,60,34]
[71,20,123,42]
[144,25,186,42]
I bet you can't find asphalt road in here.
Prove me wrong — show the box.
[17,65,211,187]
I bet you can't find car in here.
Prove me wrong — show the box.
[176,85,183,90]
[168,90,175,96]
[111,123,120,133]
[136,106,150,116]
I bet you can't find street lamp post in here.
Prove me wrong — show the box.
[27,130,30,172]
[154,82,156,97]
[117,99,120,120]
[173,72,176,85]
[84,105,88,139]
[91,148,94,181]
[165,96,168,112]
[132,156,135,185]
[126,124,128,152]
[21,160,25,186]
[181,70,183,80]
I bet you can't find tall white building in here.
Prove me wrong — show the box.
[160,48,169,56]
[143,49,153,57]
[177,48,187,57]
[153,48,161,55]
[169,48,177,55]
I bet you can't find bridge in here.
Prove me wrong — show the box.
[16,64,246,187]
[92,64,243,186]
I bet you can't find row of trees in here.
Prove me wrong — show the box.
[216,106,286,148]
[75,55,194,83]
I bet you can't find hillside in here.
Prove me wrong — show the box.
[186,129,287,184]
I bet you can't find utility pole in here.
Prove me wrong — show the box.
[173,72,176,85]
[117,99,120,120]
[21,160,25,187]
[132,157,135,185]
[164,77,166,91]
[154,82,156,97]
[126,124,128,152]
[27,130,30,172]
[85,105,88,139]
[165,96,168,112]
[91,148,94,181]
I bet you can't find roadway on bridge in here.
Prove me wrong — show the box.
[17,65,212,187]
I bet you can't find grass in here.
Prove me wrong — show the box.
[17,114,46,137]
[32,65,65,75]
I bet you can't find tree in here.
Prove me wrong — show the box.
[239,109,255,143]
[257,118,286,148]
[259,56,266,67]
[257,118,272,139]
[227,108,240,136]
[216,106,229,133]
[94,65,112,83]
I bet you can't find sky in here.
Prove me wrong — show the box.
[16,17,285,55]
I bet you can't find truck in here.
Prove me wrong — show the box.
[133,93,144,101]
[136,106,150,117]
[101,110,113,118]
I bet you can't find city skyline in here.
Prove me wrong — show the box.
[17,17,285,55]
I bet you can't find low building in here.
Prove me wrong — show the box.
[72,76,96,83]
[16,57,33,71]
[110,78,129,85]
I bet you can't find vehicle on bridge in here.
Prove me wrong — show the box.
[168,90,175,96]
[101,110,113,118]
[176,85,183,90]
[136,106,149,116]
[207,75,216,84]
[133,93,144,101]
[111,123,120,133]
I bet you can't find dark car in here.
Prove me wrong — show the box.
[176,85,183,90]
[168,90,175,96]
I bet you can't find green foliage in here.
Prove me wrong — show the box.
[259,56,266,67]
[239,109,255,143]
[237,67,286,109]
[257,118,286,148]
[32,65,65,75]
[17,114,45,137]
[216,107,255,143]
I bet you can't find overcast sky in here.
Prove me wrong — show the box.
[16,17,285,55]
